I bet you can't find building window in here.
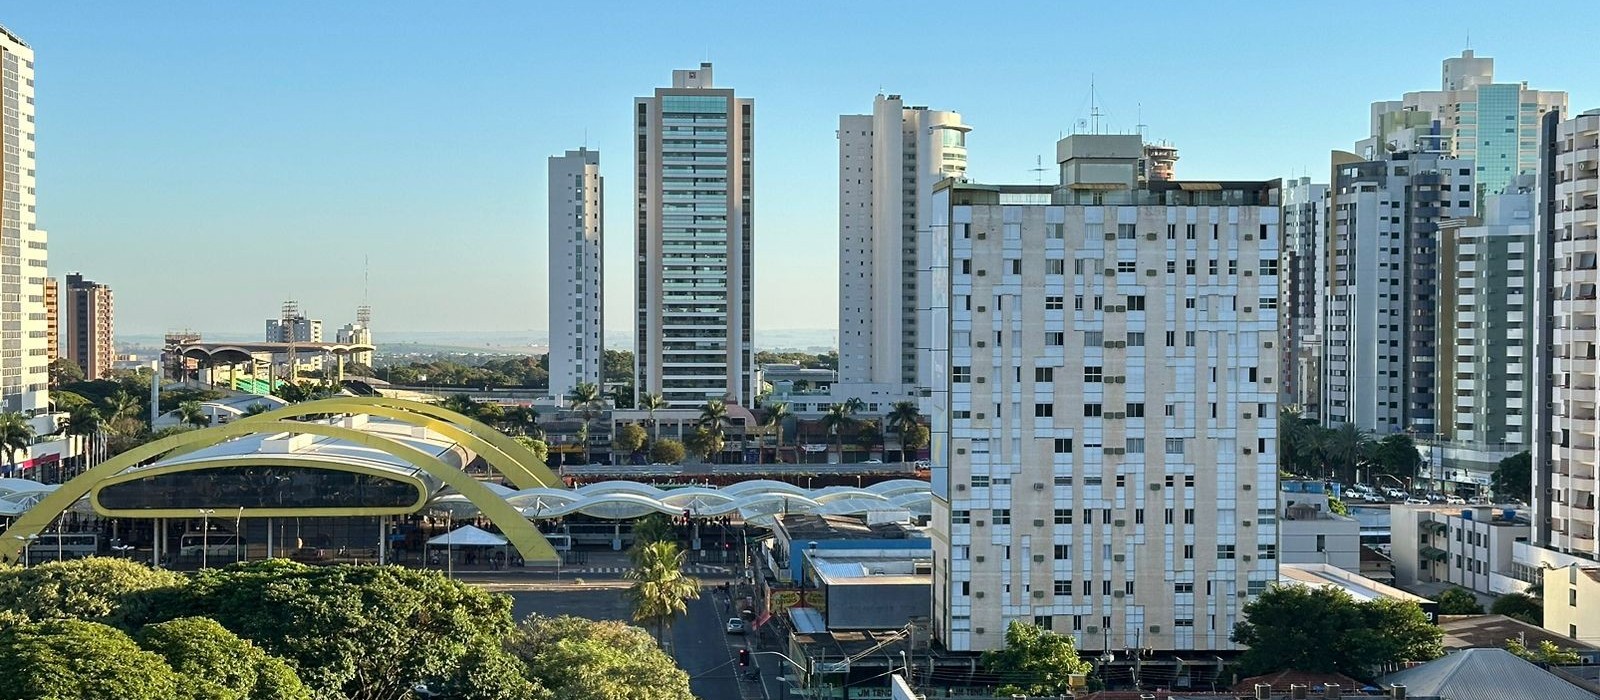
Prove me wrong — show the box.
[1054,544,1072,560]
[1118,261,1136,273]
[1218,545,1235,559]
[992,509,1011,525]
[1126,437,1144,454]
[970,475,989,488]
[1117,223,1136,240]
[1084,331,1103,346]
[1055,509,1073,525]
[1053,438,1074,454]
[1046,332,1065,346]
[1572,589,1579,607]
[1128,332,1145,347]
[1047,259,1066,275]
[952,510,970,524]
[953,366,970,383]
[1046,296,1064,310]
[1084,404,1102,418]
[1035,403,1054,418]
[1126,403,1145,417]
[1035,367,1055,382]
[1054,580,1071,595]
[1085,366,1103,383]
[1165,438,1185,454]
[1175,582,1193,593]
[1127,295,1145,311]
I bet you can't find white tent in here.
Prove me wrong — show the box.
[425,525,508,547]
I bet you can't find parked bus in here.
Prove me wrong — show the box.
[178,533,245,559]
[25,533,100,561]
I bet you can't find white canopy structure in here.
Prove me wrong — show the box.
[425,525,508,547]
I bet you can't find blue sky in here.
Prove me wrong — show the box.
[5,1,1595,339]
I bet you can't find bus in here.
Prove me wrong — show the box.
[178,533,245,559]
[25,533,100,561]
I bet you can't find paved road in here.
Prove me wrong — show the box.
[673,593,746,700]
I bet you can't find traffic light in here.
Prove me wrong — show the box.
[738,648,750,667]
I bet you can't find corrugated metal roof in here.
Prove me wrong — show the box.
[1380,648,1599,700]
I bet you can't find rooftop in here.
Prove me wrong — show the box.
[1279,563,1432,605]
[778,513,918,541]
[1438,614,1598,653]
[1380,647,1600,700]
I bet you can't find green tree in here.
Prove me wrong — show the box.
[1491,592,1542,625]
[856,419,883,456]
[1492,451,1532,503]
[684,426,724,462]
[474,401,505,427]
[441,394,482,419]
[59,405,103,473]
[697,400,729,463]
[269,382,336,404]
[980,620,1092,696]
[1369,433,1423,479]
[639,392,667,442]
[1232,583,1442,677]
[567,382,604,464]
[136,617,311,700]
[1436,587,1484,615]
[610,384,635,410]
[241,402,273,417]
[0,618,180,700]
[888,401,921,462]
[602,350,635,385]
[613,423,648,456]
[822,403,853,464]
[1326,422,1372,484]
[0,410,35,477]
[0,557,186,627]
[147,561,530,700]
[508,615,692,700]
[502,406,540,437]
[177,401,211,429]
[625,541,701,645]
[49,357,86,387]
[630,513,676,553]
[512,436,549,466]
[649,438,686,465]
[1327,495,1350,516]
[1506,637,1582,665]
[759,403,787,464]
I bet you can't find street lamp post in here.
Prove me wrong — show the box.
[12,534,40,567]
[198,509,215,569]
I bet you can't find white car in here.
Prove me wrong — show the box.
[862,459,883,464]
[1361,493,1388,503]
[1445,495,1467,505]
[725,618,746,634]
[1404,497,1431,505]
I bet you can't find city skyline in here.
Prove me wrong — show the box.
[4,3,1598,337]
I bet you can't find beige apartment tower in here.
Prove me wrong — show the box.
[63,274,113,381]
[634,63,755,407]
[928,135,1281,655]
[0,25,48,412]
[548,148,604,399]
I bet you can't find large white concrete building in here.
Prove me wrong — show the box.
[1435,180,1535,486]
[1533,108,1600,558]
[1359,50,1565,203]
[1280,177,1327,420]
[547,147,604,399]
[927,134,1281,653]
[838,95,970,395]
[1322,150,1473,435]
[634,63,755,408]
[0,25,48,415]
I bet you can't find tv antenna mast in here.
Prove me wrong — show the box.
[1029,155,1048,184]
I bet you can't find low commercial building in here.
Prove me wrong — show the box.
[1277,480,1361,571]
[1392,504,1531,595]
[1279,562,1438,621]
[1544,564,1600,643]
[807,551,932,630]
[768,513,929,586]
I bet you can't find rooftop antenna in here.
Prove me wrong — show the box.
[1029,155,1048,184]
[1465,30,1471,50]
[1090,75,1102,135]
[1136,102,1146,140]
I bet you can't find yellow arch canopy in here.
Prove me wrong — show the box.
[0,418,558,563]
[232,397,559,490]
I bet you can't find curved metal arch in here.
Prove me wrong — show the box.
[88,457,432,518]
[0,420,557,563]
[236,397,558,490]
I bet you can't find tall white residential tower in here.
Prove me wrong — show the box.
[928,134,1280,655]
[838,94,970,391]
[0,26,48,414]
[548,147,604,398]
[635,63,755,407]
[1280,177,1328,421]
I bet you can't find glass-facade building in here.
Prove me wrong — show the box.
[635,64,755,407]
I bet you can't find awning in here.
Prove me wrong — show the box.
[426,525,508,547]
[1179,183,1222,191]
[1419,546,1449,562]
[1068,182,1126,191]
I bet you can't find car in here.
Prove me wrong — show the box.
[1383,488,1408,499]
[913,460,930,468]
[1404,497,1431,505]
[1361,493,1388,503]
[862,459,883,464]
[1425,493,1447,503]
[725,618,746,634]
[1445,495,1467,505]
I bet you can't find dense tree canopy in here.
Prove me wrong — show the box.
[980,620,1092,695]
[1492,451,1532,503]
[649,438,686,465]
[507,615,693,700]
[1232,584,1442,677]
[0,618,181,700]
[1436,587,1484,615]
[1491,592,1541,625]
[0,557,186,627]
[753,350,837,370]
[136,617,311,700]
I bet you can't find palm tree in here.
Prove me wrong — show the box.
[178,401,211,429]
[888,401,921,462]
[0,411,35,479]
[843,397,866,416]
[502,406,540,436]
[856,419,883,460]
[58,406,101,478]
[760,403,790,464]
[822,403,853,464]
[640,392,667,442]
[698,400,729,463]
[99,390,143,435]
[568,382,604,464]
[1327,422,1371,484]
[441,394,481,420]
[626,540,702,647]
[241,402,273,417]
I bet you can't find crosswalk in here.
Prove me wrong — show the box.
[556,564,734,577]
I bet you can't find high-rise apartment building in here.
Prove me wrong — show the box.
[62,274,114,380]
[928,134,1280,653]
[0,25,48,413]
[336,306,374,366]
[1280,177,1328,421]
[1322,150,1473,434]
[267,306,322,343]
[1532,108,1600,556]
[635,63,754,407]
[548,147,604,398]
[1436,179,1534,476]
[1360,50,1565,203]
[838,94,970,390]
[43,277,56,361]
